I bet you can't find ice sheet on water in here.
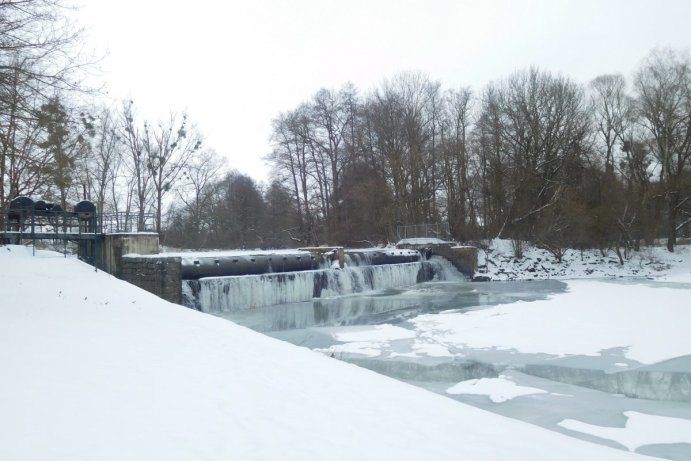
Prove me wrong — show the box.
[558,411,691,452]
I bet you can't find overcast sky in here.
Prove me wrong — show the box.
[78,0,691,184]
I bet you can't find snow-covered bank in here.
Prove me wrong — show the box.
[0,245,655,461]
[477,239,691,281]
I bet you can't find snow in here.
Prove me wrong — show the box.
[397,237,451,246]
[349,247,421,257]
[447,376,548,403]
[410,341,454,358]
[320,326,417,358]
[558,411,691,451]
[410,279,691,364]
[477,238,691,281]
[328,324,417,342]
[0,244,654,461]
[141,248,313,258]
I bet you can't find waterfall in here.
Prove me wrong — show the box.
[427,255,465,281]
[184,259,459,313]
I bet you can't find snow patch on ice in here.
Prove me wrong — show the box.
[411,340,453,358]
[328,324,417,342]
[558,411,691,451]
[447,375,548,403]
[410,279,691,364]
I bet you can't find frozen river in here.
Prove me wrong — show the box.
[215,277,691,460]
[217,278,565,332]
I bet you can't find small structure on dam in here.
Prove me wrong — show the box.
[1,195,161,277]
[395,222,479,277]
[1,196,103,261]
[396,239,478,276]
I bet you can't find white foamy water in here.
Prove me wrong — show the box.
[184,260,456,312]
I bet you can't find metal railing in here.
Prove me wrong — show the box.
[396,222,451,241]
[99,212,156,233]
[1,208,99,236]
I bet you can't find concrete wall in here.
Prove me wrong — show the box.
[430,245,478,277]
[101,233,160,276]
[119,256,182,304]
[397,242,478,277]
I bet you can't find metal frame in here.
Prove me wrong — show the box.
[396,222,451,241]
[1,207,102,269]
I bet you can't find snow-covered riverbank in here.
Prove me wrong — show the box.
[1,244,662,461]
[476,239,691,281]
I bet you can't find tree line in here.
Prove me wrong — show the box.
[263,50,691,257]
[2,1,690,256]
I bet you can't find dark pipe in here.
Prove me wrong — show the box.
[74,200,96,220]
[180,253,322,280]
[179,250,420,280]
[9,196,34,211]
[344,249,421,266]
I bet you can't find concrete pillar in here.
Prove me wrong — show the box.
[429,245,478,277]
[100,233,160,276]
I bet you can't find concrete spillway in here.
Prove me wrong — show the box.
[182,250,456,312]
[119,247,456,308]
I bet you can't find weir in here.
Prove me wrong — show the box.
[183,256,457,312]
[118,247,471,308]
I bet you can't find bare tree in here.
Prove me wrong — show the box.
[175,149,226,247]
[589,74,630,173]
[440,87,474,239]
[367,72,439,225]
[143,112,202,233]
[0,67,51,205]
[475,84,508,236]
[78,105,124,227]
[634,49,691,251]
[263,180,300,248]
[0,0,92,209]
[268,107,315,244]
[120,100,152,231]
[480,68,591,243]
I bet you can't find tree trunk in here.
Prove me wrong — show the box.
[667,196,677,252]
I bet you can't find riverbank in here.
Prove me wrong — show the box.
[476,239,691,281]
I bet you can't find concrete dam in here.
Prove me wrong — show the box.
[119,247,474,312]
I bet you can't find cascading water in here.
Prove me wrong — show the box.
[183,256,461,313]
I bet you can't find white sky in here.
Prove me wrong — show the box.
[77,0,691,184]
